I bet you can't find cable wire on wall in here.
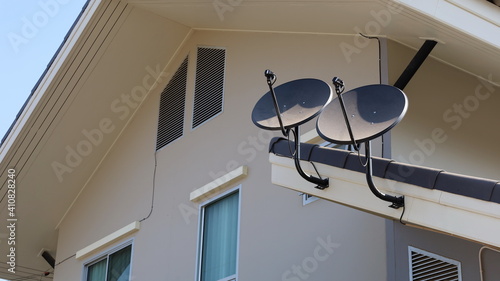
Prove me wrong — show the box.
[140,151,158,222]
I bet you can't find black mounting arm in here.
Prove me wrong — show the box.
[291,127,329,190]
[332,77,360,151]
[265,70,288,136]
[365,141,404,209]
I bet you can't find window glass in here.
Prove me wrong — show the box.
[200,191,239,281]
[86,244,132,281]
[107,245,132,281]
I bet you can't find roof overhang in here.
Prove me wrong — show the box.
[0,0,192,278]
[127,0,500,86]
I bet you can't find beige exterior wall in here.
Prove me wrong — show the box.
[388,40,500,180]
[53,8,391,281]
[384,40,500,281]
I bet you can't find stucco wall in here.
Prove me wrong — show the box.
[392,222,482,281]
[387,40,500,281]
[388,40,500,180]
[53,12,391,281]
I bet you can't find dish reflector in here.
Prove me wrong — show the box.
[316,84,407,144]
[252,78,332,131]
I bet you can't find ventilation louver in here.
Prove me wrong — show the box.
[192,47,226,129]
[409,247,461,281]
[156,57,188,150]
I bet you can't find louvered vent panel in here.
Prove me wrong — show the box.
[409,247,461,281]
[192,47,225,129]
[156,57,188,150]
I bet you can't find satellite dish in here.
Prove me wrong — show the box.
[251,72,407,208]
[315,79,406,208]
[252,78,332,131]
[251,70,332,189]
[316,84,407,144]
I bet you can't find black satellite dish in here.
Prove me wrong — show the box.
[251,70,332,189]
[317,84,407,144]
[316,78,407,208]
[252,78,332,131]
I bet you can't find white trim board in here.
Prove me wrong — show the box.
[76,221,140,260]
[190,165,247,203]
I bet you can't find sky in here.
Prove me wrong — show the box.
[0,1,88,280]
[0,0,88,144]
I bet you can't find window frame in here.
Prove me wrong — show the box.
[82,239,134,281]
[195,185,241,281]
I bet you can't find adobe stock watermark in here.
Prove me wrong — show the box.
[281,234,340,281]
[387,75,497,182]
[178,129,274,224]
[6,169,17,274]
[7,0,71,54]
[51,64,169,182]
[213,0,243,21]
[339,2,404,63]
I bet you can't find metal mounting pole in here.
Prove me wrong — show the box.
[265,70,288,136]
[292,126,329,190]
[365,141,404,208]
[332,77,359,150]
[394,40,437,90]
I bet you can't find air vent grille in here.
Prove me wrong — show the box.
[156,57,188,150]
[192,47,225,129]
[409,247,461,281]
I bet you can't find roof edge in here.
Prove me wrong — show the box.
[0,0,91,148]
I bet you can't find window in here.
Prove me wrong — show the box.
[85,244,132,281]
[409,246,461,281]
[192,47,226,129]
[301,193,319,205]
[319,141,353,151]
[198,189,239,281]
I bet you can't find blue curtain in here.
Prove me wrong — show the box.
[201,192,239,281]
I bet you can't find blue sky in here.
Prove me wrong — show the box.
[0,0,88,143]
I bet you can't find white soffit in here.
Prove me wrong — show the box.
[126,0,500,85]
